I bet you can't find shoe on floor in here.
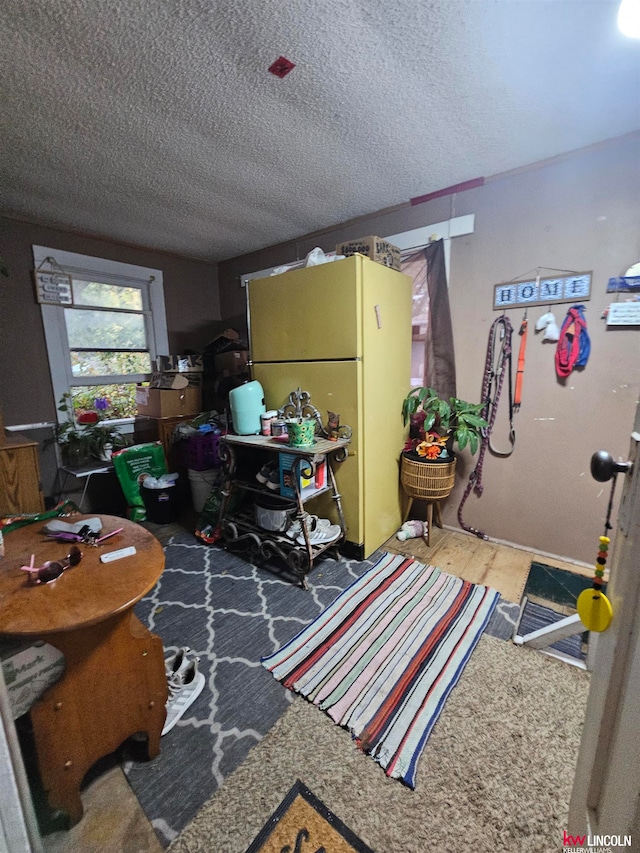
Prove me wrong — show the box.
[296,523,342,546]
[162,659,205,736]
[165,646,191,680]
[286,516,331,540]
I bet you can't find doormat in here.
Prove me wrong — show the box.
[519,562,593,660]
[246,780,373,853]
[518,599,586,659]
[525,561,592,608]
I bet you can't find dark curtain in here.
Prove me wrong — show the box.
[402,239,457,399]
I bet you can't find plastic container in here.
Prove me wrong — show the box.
[229,380,266,435]
[187,430,222,470]
[260,410,278,436]
[285,417,316,447]
[254,492,296,532]
[188,468,220,513]
[141,480,181,524]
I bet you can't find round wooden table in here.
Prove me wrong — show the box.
[0,515,167,826]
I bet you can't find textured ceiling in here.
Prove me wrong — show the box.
[0,1,638,262]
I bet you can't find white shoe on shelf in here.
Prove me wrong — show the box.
[285,516,331,540]
[296,523,342,546]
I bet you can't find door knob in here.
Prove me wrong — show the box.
[590,450,633,482]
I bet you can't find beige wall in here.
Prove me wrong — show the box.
[0,217,220,427]
[218,133,640,564]
[0,217,220,499]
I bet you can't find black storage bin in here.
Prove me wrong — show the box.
[141,482,180,524]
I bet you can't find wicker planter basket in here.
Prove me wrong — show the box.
[400,453,457,500]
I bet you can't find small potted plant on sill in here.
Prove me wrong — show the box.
[51,393,129,465]
[83,421,130,461]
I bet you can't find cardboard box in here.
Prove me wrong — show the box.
[150,371,202,389]
[205,328,245,356]
[155,354,203,373]
[136,386,202,418]
[214,350,249,378]
[335,236,402,271]
[1,639,65,720]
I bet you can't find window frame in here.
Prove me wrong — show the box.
[33,246,168,428]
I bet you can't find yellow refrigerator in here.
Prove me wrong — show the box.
[248,254,412,559]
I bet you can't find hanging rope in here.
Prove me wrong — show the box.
[513,311,527,411]
[555,304,590,378]
[457,315,514,539]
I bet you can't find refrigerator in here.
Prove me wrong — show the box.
[247,254,412,559]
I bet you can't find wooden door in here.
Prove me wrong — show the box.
[567,402,640,843]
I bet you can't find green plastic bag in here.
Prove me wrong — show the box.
[0,500,80,534]
[112,442,168,521]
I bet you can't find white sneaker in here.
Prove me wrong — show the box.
[296,522,342,545]
[43,517,103,536]
[255,462,275,484]
[285,516,331,540]
[164,646,191,680]
[162,658,205,736]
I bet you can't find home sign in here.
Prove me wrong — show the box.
[493,272,591,311]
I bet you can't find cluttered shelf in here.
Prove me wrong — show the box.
[216,433,351,588]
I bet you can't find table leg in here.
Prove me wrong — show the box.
[28,611,167,826]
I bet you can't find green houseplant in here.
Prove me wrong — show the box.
[52,393,129,464]
[402,387,488,459]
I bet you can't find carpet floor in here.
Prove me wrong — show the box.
[169,635,590,853]
[124,532,518,847]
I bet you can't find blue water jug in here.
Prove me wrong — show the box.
[229,380,266,435]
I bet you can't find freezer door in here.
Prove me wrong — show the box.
[251,361,365,547]
[248,255,365,362]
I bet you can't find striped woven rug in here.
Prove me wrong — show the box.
[262,552,499,788]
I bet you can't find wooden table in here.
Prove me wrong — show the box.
[0,515,168,826]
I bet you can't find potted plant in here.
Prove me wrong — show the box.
[83,421,130,461]
[399,387,488,509]
[402,387,488,460]
[51,393,129,464]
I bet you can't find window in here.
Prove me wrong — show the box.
[34,246,168,425]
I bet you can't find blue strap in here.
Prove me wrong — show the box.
[574,304,590,367]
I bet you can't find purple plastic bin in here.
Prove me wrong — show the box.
[186,432,222,470]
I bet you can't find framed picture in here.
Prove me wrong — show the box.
[33,270,73,305]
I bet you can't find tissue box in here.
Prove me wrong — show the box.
[0,639,65,720]
[335,236,402,271]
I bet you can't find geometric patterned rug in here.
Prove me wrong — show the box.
[123,531,520,847]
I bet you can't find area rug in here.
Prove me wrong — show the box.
[124,534,515,847]
[168,636,591,853]
[245,779,373,853]
[123,531,380,847]
[262,552,499,787]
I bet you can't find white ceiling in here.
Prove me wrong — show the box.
[0,1,638,263]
